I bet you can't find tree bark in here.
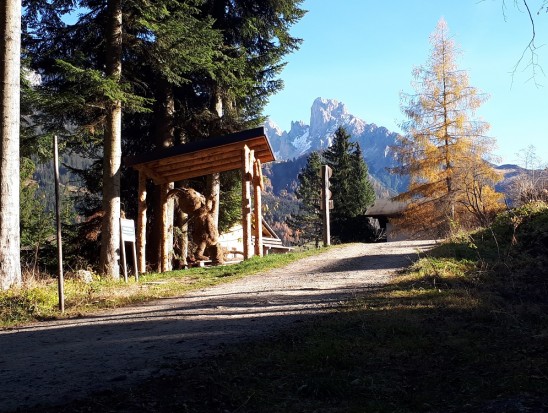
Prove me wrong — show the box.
[206,90,222,227]
[149,80,175,271]
[0,0,22,290]
[99,0,122,279]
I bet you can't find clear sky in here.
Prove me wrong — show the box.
[264,0,548,166]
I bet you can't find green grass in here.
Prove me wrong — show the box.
[0,247,330,328]
[15,202,548,412]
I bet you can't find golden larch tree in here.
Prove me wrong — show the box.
[393,18,504,236]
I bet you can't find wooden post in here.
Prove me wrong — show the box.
[166,181,174,271]
[131,239,139,281]
[253,159,263,257]
[321,165,332,247]
[53,135,65,313]
[137,171,147,273]
[241,146,252,259]
[120,225,128,282]
[160,183,173,272]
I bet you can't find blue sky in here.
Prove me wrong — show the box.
[264,0,548,166]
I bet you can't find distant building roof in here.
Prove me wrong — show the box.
[365,199,407,217]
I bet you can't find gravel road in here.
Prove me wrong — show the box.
[0,240,435,412]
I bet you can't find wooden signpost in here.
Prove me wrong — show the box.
[321,165,333,247]
[53,135,65,312]
[120,218,139,282]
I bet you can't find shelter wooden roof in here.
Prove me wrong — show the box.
[365,199,407,217]
[125,127,275,184]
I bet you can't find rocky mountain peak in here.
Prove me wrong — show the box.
[264,118,283,136]
[265,97,407,193]
[309,97,348,135]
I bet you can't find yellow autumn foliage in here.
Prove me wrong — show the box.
[393,18,503,236]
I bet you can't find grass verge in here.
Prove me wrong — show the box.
[0,247,329,328]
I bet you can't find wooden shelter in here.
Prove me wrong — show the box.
[125,127,275,273]
[365,199,407,241]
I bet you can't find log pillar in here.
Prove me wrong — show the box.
[253,159,263,257]
[137,171,147,273]
[241,146,252,259]
[160,182,174,272]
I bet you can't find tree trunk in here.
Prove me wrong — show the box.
[0,0,22,290]
[99,0,122,279]
[206,90,222,227]
[149,80,175,271]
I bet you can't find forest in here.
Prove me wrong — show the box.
[1,0,309,289]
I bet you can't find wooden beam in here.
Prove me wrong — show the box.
[241,146,252,260]
[151,145,249,169]
[128,135,273,169]
[156,157,244,178]
[125,127,272,167]
[152,148,272,174]
[137,171,147,273]
[134,144,273,185]
[253,159,263,257]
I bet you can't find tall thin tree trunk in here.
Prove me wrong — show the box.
[99,0,122,279]
[0,0,22,290]
[206,90,223,227]
[149,80,175,271]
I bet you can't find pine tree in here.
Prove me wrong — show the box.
[22,0,225,273]
[291,151,323,247]
[292,128,376,245]
[393,18,503,236]
[323,126,376,242]
[350,144,376,216]
[22,1,305,271]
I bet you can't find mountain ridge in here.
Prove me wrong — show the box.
[265,97,407,195]
[264,97,528,200]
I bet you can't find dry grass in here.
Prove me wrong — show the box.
[1,248,328,328]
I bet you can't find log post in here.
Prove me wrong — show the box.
[253,159,263,257]
[160,182,173,272]
[241,146,252,259]
[137,171,147,273]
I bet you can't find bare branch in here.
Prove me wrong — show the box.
[510,0,546,87]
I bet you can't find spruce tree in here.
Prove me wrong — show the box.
[323,126,376,242]
[291,151,323,247]
[351,144,376,215]
[22,0,226,273]
[22,1,306,271]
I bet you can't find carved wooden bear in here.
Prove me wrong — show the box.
[167,187,224,264]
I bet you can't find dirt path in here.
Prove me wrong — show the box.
[0,240,435,412]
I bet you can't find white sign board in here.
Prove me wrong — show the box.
[120,218,136,242]
[120,218,138,282]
